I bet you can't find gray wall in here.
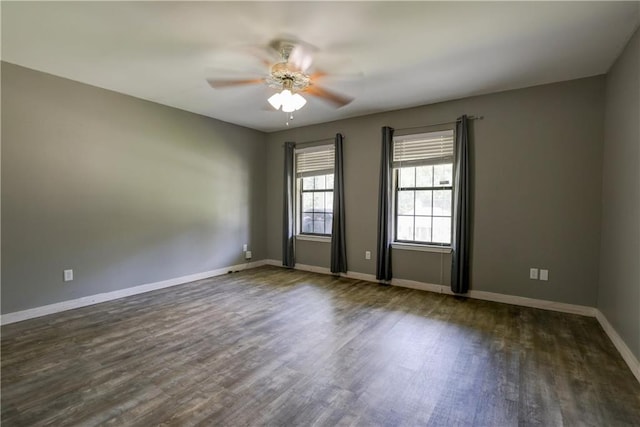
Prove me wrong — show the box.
[1,60,615,317]
[599,28,640,360]
[266,77,605,307]
[1,62,266,313]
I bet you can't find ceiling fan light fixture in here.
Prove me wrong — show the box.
[267,92,282,109]
[269,89,307,113]
[291,93,307,110]
[280,89,295,112]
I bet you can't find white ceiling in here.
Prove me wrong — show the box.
[2,1,638,132]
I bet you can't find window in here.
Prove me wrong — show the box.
[393,130,454,246]
[296,145,334,236]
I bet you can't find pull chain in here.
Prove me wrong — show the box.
[285,111,295,126]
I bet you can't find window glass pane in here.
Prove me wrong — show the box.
[433,217,451,244]
[325,192,334,213]
[302,213,313,233]
[314,175,326,190]
[399,167,415,188]
[433,190,452,216]
[326,174,334,189]
[397,216,414,241]
[302,192,313,212]
[416,166,433,187]
[313,218,325,234]
[415,191,432,216]
[324,214,333,234]
[313,192,325,212]
[397,190,414,215]
[415,216,432,242]
[434,164,453,187]
[302,176,315,190]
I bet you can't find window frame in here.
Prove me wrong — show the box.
[393,164,453,246]
[298,173,334,237]
[294,144,335,238]
[391,128,456,247]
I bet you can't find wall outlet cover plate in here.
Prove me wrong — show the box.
[540,269,549,281]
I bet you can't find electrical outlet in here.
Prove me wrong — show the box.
[245,251,252,260]
[539,269,549,281]
[529,268,538,280]
[365,251,371,260]
[63,269,74,282]
[243,244,248,252]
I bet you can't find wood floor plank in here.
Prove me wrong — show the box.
[2,266,639,426]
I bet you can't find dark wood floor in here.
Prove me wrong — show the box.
[2,266,639,426]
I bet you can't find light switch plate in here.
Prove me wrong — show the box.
[529,268,538,280]
[63,269,74,282]
[365,251,371,260]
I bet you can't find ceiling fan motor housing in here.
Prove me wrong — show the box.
[266,38,311,91]
[267,63,310,91]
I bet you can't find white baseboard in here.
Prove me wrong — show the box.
[392,280,595,316]
[595,310,640,383]
[466,290,596,316]
[262,259,282,267]
[1,260,267,325]
[274,261,379,283]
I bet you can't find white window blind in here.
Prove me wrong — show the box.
[296,144,335,177]
[393,130,454,167]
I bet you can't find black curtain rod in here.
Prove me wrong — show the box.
[297,137,335,145]
[281,115,483,146]
[282,136,335,147]
[394,115,483,132]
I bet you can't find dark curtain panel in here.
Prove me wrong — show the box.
[331,133,348,274]
[451,116,470,293]
[282,141,296,268]
[376,126,394,281]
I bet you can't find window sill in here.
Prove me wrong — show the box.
[391,242,451,253]
[296,234,331,243]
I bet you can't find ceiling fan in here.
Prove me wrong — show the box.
[206,37,357,123]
